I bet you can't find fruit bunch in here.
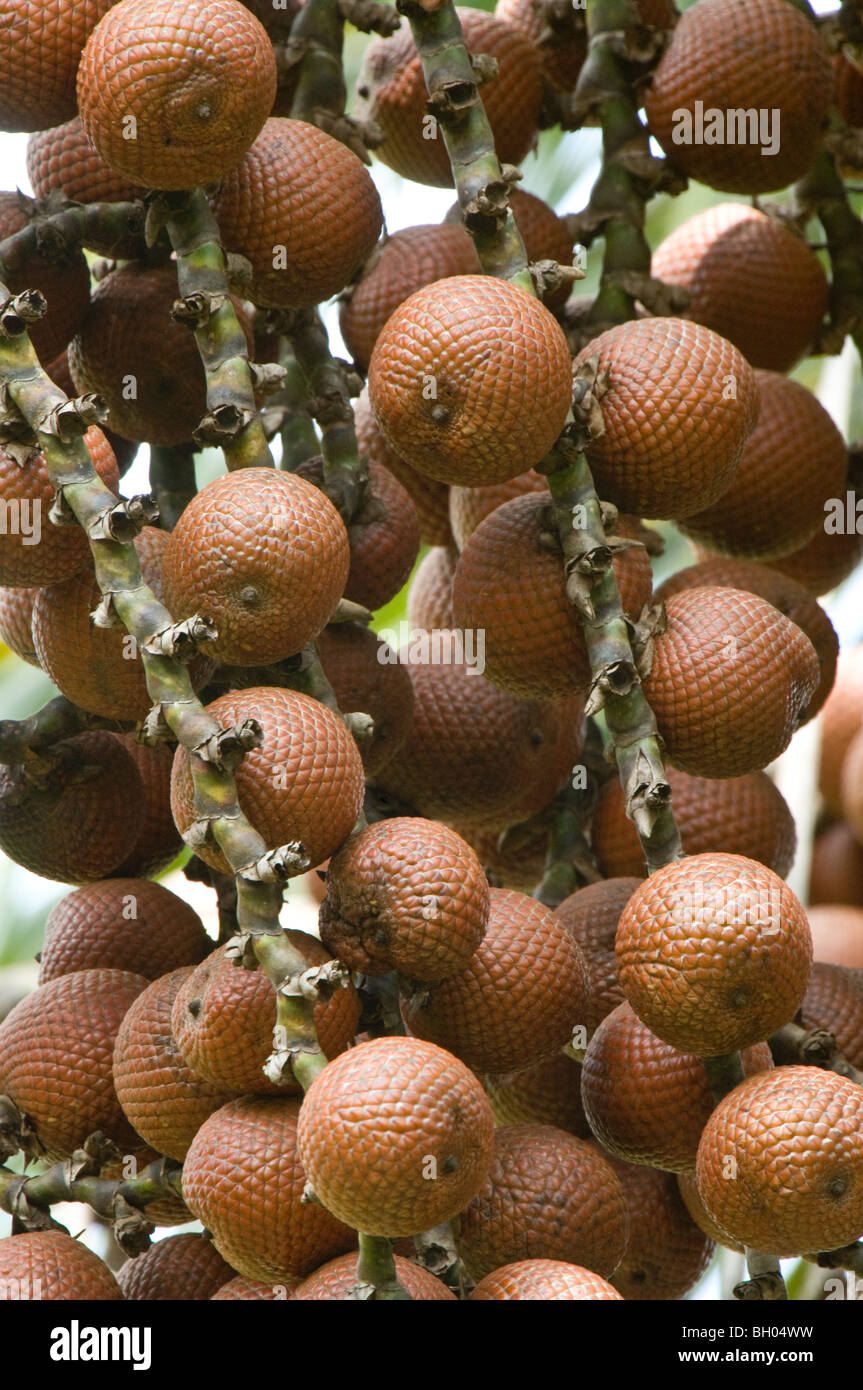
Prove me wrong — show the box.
[0,0,862,1313]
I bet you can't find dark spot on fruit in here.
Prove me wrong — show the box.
[188,997,202,1018]
[430,404,450,427]
[729,989,747,1009]
[240,586,261,607]
[828,1175,848,1199]
[442,1155,459,1174]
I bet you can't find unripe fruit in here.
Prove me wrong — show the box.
[581,1001,772,1172]
[212,1275,298,1300]
[161,469,350,667]
[110,735,185,879]
[554,878,642,1030]
[0,1231,123,1301]
[39,879,209,984]
[344,462,420,612]
[77,0,277,189]
[643,586,820,778]
[805,906,863,970]
[407,546,457,631]
[591,768,797,881]
[607,1158,714,1301]
[651,204,828,372]
[117,1233,235,1301]
[810,822,863,909]
[113,966,238,1161]
[696,1066,863,1257]
[818,644,863,816]
[354,388,452,548]
[455,1124,628,1280]
[26,117,147,257]
[316,623,414,778]
[297,1036,495,1237]
[402,887,589,1075]
[0,192,91,367]
[212,118,382,308]
[183,1095,356,1280]
[453,496,653,699]
[645,0,834,194]
[0,586,38,666]
[469,1259,623,1300]
[616,852,813,1056]
[355,11,543,187]
[800,962,863,1069]
[482,1053,591,1137]
[368,275,573,486]
[295,1253,456,1301]
[573,317,759,520]
[448,469,547,552]
[0,968,149,1159]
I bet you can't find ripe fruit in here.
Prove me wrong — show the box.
[117,1233,235,1301]
[77,0,277,189]
[39,879,209,983]
[677,1172,743,1252]
[110,735,185,879]
[448,468,547,552]
[554,878,642,1029]
[695,1065,863,1257]
[113,966,238,1161]
[0,0,116,132]
[818,644,863,816]
[805,906,863,970]
[296,1035,495,1237]
[355,10,543,187]
[0,192,91,367]
[454,818,551,893]
[482,1053,591,1137]
[354,389,451,547]
[161,468,350,666]
[183,1095,356,1280]
[368,275,573,486]
[840,726,863,846]
[0,586,39,666]
[606,1158,714,1301]
[406,546,457,630]
[572,317,759,520]
[212,1275,298,1300]
[343,462,420,612]
[591,768,797,881]
[170,687,366,876]
[452,497,654,699]
[651,204,828,372]
[800,962,863,1069]
[769,522,863,598]
[469,1259,623,1300]
[501,189,579,310]
[0,967,148,1159]
[615,852,813,1056]
[581,1001,772,1172]
[810,822,863,908]
[0,1231,122,1301]
[295,1253,456,1301]
[0,730,145,883]
[401,887,588,1075]
[494,0,586,95]
[171,937,360,1095]
[643,586,820,778]
[644,0,834,194]
[454,1124,628,1280]
[26,117,147,257]
[212,118,382,309]
[316,623,414,778]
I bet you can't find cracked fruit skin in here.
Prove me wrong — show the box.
[0,1231,123,1300]
[296,1036,495,1238]
[574,317,759,520]
[695,1066,863,1257]
[77,0,276,190]
[368,275,573,487]
[469,1260,623,1300]
[615,852,813,1057]
[644,0,834,194]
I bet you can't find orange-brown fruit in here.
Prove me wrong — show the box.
[183,1095,356,1280]
[212,117,382,308]
[374,656,583,830]
[800,961,863,1069]
[643,586,820,778]
[0,191,91,367]
[651,204,828,372]
[0,967,149,1159]
[644,0,834,194]
[0,729,145,883]
[581,1001,773,1172]
[0,585,39,666]
[109,735,184,879]
[655,557,838,721]
[819,644,863,816]
[494,0,586,94]
[319,817,489,980]
[840,725,863,847]
[448,468,547,551]
[696,1065,863,1257]
[769,520,863,598]
[354,387,452,547]
[455,1124,628,1280]
[809,822,863,908]
[0,428,118,589]
[453,497,653,699]
[368,275,573,486]
[554,878,642,1030]
[355,10,543,187]
[161,468,350,666]
[445,188,579,310]
[26,116,147,257]
[297,1035,495,1237]
[170,687,366,876]
[677,1172,743,1252]
[616,852,813,1056]
[0,0,118,130]
[39,879,209,984]
[172,938,360,1097]
[316,623,414,778]
[77,0,276,189]
[482,1053,591,1137]
[591,767,797,881]
[0,1231,123,1300]
[113,966,238,1162]
[117,1233,235,1301]
[344,461,420,612]
[212,1274,298,1300]
[573,317,759,520]
[406,546,457,630]
[402,887,589,1075]
[295,1252,455,1300]
[606,1157,714,1301]
[682,373,847,562]
[805,906,863,969]
[454,818,549,894]
[469,1259,623,1300]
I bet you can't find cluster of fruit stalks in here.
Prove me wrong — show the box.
[0,0,862,1304]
